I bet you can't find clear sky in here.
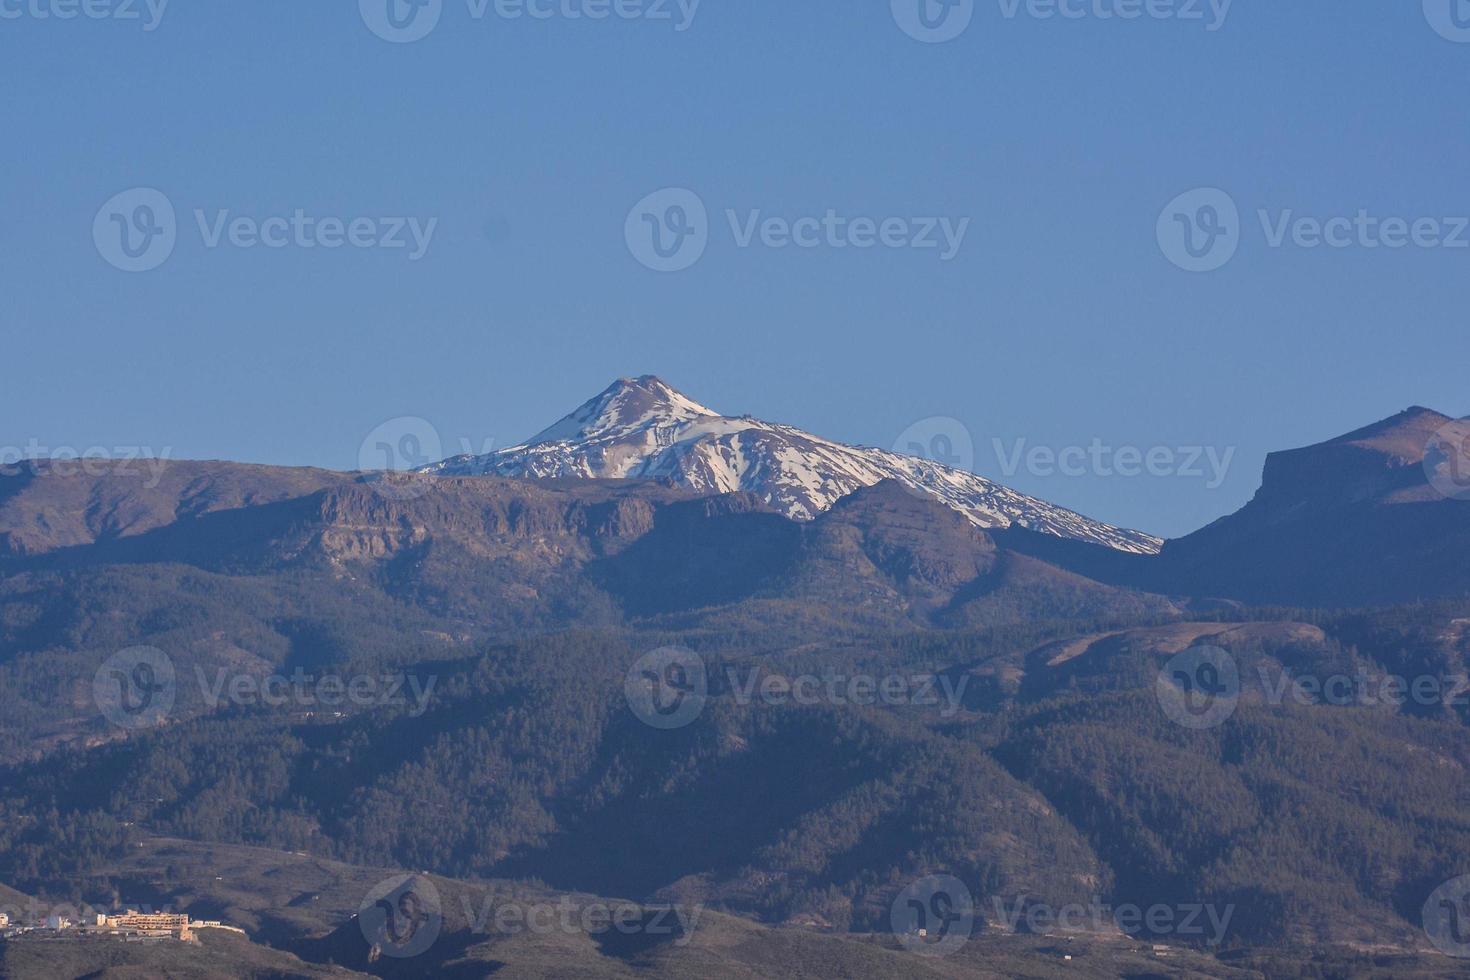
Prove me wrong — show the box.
[2,1,1466,538]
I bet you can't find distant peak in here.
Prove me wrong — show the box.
[1315,405,1453,457]
[430,379,1162,553]
[1256,405,1457,500]
[604,375,693,398]
[526,376,717,445]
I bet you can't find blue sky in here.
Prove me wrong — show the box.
[2,1,1467,538]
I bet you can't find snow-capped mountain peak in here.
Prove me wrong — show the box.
[526,376,718,444]
[424,377,1163,554]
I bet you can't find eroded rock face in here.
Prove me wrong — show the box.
[1153,406,1470,606]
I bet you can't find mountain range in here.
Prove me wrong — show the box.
[422,376,1470,608]
[423,376,1163,554]
[3,383,1470,968]
[1,383,1463,629]
[1002,405,1470,607]
[0,385,1463,756]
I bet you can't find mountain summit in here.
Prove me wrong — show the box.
[1140,405,1470,605]
[424,377,1162,554]
[525,375,719,444]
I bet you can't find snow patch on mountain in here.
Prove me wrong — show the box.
[423,376,1163,554]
